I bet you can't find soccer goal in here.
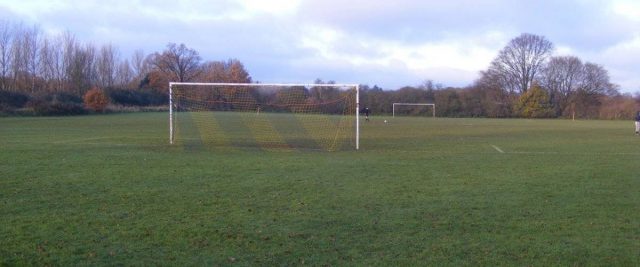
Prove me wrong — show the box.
[392,103,435,118]
[169,82,360,151]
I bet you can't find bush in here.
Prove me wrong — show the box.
[84,87,110,112]
[27,92,86,116]
[0,90,30,112]
[106,88,168,106]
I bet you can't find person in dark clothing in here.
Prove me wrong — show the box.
[362,107,370,121]
[635,111,640,135]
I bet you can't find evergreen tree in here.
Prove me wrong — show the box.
[515,83,554,118]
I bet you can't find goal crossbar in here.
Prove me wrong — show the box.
[170,82,359,88]
[169,82,360,150]
[392,103,435,117]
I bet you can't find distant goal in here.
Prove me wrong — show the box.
[392,103,435,118]
[169,82,360,151]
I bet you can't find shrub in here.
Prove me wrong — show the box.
[0,90,30,112]
[84,87,110,112]
[27,92,86,116]
[47,92,83,104]
[30,100,86,115]
[106,88,168,106]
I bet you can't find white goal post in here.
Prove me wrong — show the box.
[169,82,360,150]
[392,103,435,118]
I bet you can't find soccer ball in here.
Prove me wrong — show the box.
[384,120,388,124]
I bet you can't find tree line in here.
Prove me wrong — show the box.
[0,21,250,115]
[0,20,637,119]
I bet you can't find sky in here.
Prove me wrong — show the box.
[1,0,639,92]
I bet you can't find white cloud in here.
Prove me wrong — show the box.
[554,45,575,56]
[601,36,640,66]
[595,35,640,91]
[0,0,68,18]
[611,0,640,22]
[297,24,506,86]
[237,0,301,17]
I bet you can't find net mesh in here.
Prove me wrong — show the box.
[171,84,357,151]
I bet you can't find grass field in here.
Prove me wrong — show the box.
[1,112,639,265]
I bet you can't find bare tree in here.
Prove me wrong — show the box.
[83,44,97,92]
[474,70,514,117]
[130,49,148,87]
[540,56,584,114]
[23,25,40,93]
[150,43,201,82]
[542,56,584,96]
[115,59,133,87]
[8,24,41,93]
[581,63,616,95]
[48,36,65,92]
[489,33,554,94]
[96,43,118,88]
[61,31,78,92]
[39,36,55,91]
[66,42,96,95]
[10,23,25,92]
[48,33,68,91]
[0,20,12,91]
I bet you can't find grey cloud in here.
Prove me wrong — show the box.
[297,0,516,43]
[297,0,634,51]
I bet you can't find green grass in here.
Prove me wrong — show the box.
[1,113,639,265]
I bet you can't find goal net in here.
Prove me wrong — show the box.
[169,82,360,151]
[392,103,435,118]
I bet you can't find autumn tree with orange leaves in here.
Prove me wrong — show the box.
[83,86,109,112]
